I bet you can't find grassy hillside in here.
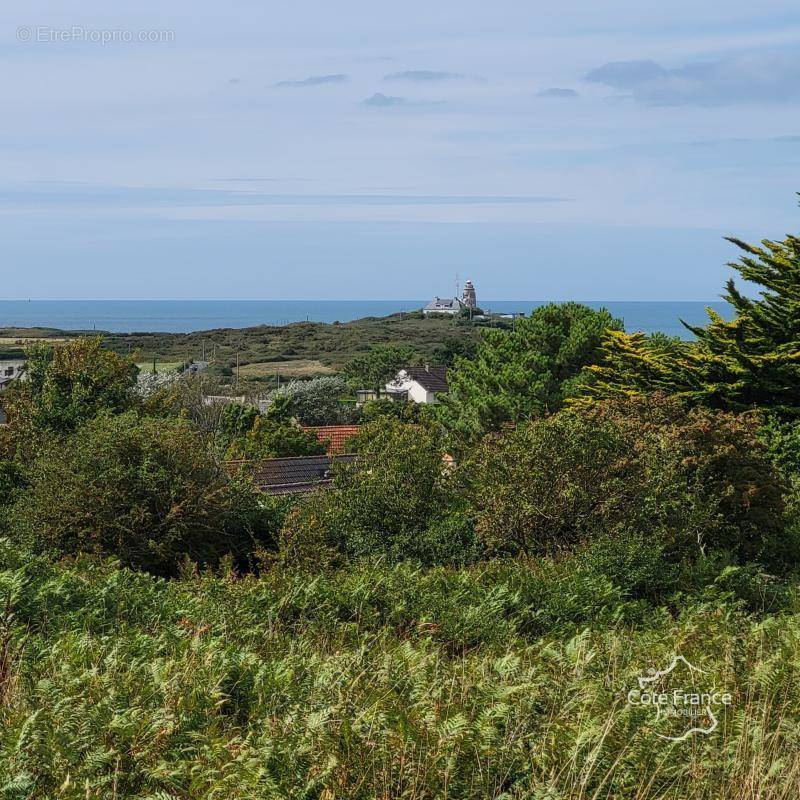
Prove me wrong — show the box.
[0,314,481,384]
[0,544,797,799]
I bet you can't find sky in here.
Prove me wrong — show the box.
[2,0,800,300]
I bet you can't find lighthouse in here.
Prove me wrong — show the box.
[461,279,477,309]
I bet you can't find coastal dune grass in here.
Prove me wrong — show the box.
[0,546,798,798]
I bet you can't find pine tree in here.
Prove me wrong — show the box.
[581,229,800,416]
[440,302,622,441]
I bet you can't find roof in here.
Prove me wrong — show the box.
[423,296,463,312]
[226,454,357,496]
[403,365,449,393]
[303,425,361,454]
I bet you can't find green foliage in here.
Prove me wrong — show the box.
[711,562,794,614]
[343,344,414,392]
[224,414,325,460]
[434,334,478,366]
[280,417,470,565]
[0,460,24,534]
[467,394,788,566]
[576,532,681,601]
[215,397,325,460]
[360,397,431,423]
[440,302,623,442]
[3,338,138,454]
[583,229,800,417]
[9,412,269,574]
[218,402,259,441]
[0,545,798,798]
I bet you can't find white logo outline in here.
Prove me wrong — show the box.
[635,655,718,742]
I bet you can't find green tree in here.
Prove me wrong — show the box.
[213,396,324,460]
[4,338,138,452]
[466,394,789,566]
[270,376,356,425]
[10,412,268,574]
[582,224,800,417]
[434,335,478,367]
[343,345,414,393]
[280,418,473,566]
[218,402,259,442]
[440,303,622,441]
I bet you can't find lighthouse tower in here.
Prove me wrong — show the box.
[461,279,477,309]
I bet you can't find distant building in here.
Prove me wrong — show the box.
[423,297,464,316]
[423,280,478,316]
[461,279,477,308]
[184,360,209,375]
[0,360,25,392]
[386,365,449,404]
[0,360,25,425]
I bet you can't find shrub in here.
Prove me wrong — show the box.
[218,395,325,459]
[280,417,468,565]
[343,344,414,392]
[224,415,325,460]
[361,398,431,424]
[3,338,138,459]
[10,411,270,574]
[467,394,789,567]
[575,532,680,600]
[269,376,358,425]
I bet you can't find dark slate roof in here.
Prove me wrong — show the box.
[423,297,462,311]
[227,454,357,496]
[404,365,449,393]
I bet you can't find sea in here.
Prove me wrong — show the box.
[0,300,732,338]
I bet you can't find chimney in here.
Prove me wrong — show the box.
[425,363,430,372]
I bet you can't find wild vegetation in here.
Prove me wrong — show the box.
[3,216,800,796]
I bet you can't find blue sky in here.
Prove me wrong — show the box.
[2,0,800,300]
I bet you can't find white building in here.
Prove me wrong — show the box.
[422,280,478,316]
[386,365,449,404]
[0,360,25,392]
[422,296,464,316]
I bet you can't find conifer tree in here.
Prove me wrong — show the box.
[581,226,800,416]
[440,302,622,441]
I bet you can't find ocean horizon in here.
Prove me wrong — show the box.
[0,299,732,338]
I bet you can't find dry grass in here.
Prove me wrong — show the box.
[0,336,71,347]
[238,359,338,378]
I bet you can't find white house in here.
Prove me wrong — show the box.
[422,297,465,316]
[0,360,25,392]
[422,279,478,316]
[386,365,449,404]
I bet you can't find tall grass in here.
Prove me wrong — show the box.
[0,542,798,798]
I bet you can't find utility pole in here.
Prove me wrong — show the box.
[236,351,240,388]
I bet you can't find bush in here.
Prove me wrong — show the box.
[217,396,325,459]
[10,412,270,574]
[361,398,432,424]
[3,338,138,459]
[280,417,468,565]
[224,415,325,460]
[467,394,789,567]
[575,532,680,600]
[269,376,358,425]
